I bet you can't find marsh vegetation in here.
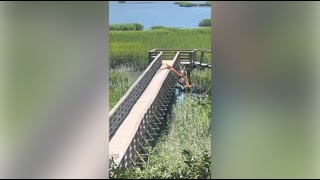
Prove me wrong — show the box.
[109,17,211,179]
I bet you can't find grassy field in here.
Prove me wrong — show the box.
[110,27,211,71]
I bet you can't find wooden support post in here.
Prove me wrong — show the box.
[148,52,152,63]
[200,50,204,65]
[189,52,192,71]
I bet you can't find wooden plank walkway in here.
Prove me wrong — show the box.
[109,60,174,160]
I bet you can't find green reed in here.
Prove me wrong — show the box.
[110,27,211,71]
[109,70,133,109]
[190,69,211,95]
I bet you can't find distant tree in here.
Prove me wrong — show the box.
[199,19,211,27]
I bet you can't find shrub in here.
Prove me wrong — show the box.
[110,23,144,31]
[174,1,198,7]
[199,19,211,27]
[199,1,211,7]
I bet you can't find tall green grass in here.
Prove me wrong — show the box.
[109,70,133,109]
[151,25,167,30]
[190,69,211,94]
[110,27,211,71]
[110,95,211,179]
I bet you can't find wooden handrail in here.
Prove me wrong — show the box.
[109,52,163,140]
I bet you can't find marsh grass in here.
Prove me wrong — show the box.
[109,70,212,178]
[109,25,212,179]
[110,27,211,70]
[110,95,211,179]
[190,69,211,94]
[151,25,168,29]
[144,94,211,168]
[109,70,133,109]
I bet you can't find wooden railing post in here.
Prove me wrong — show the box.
[189,51,193,70]
[148,48,160,63]
[200,50,204,65]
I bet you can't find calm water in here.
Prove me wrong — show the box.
[109,1,211,29]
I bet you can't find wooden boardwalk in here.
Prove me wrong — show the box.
[109,60,174,164]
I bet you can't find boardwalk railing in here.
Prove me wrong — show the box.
[149,49,196,71]
[109,52,163,140]
[110,52,183,170]
[199,49,211,65]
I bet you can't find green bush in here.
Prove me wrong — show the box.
[199,1,211,7]
[199,19,211,27]
[110,23,144,31]
[174,1,198,7]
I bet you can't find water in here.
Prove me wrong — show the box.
[109,1,211,30]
